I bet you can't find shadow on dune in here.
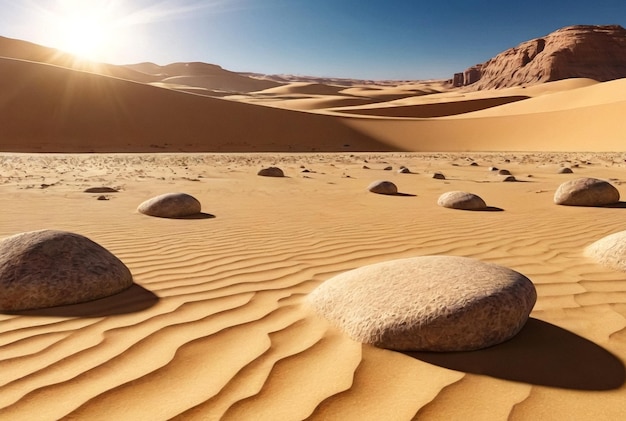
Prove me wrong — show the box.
[5,283,159,318]
[405,318,625,390]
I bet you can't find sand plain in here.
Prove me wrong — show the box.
[1,151,626,420]
[2,43,626,419]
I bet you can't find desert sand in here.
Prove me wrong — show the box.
[1,151,626,420]
[2,35,626,420]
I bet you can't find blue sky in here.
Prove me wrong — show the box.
[2,0,626,79]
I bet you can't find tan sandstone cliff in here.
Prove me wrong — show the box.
[453,25,626,90]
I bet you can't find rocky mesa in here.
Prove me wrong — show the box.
[453,25,626,90]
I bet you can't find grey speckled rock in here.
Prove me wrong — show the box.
[438,191,487,210]
[0,230,133,311]
[585,230,626,271]
[554,177,619,206]
[138,192,201,218]
[257,167,285,177]
[367,180,398,195]
[307,256,536,351]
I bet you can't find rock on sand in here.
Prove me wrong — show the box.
[438,191,487,210]
[138,192,202,218]
[554,177,620,206]
[585,230,626,271]
[307,256,536,351]
[368,180,398,195]
[258,167,285,177]
[0,230,133,311]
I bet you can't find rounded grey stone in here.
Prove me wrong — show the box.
[585,230,626,271]
[138,192,201,218]
[438,191,487,210]
[554,177,620,206]
[307,256,536,352]
[0,230,133,311]
[367,180,398,195]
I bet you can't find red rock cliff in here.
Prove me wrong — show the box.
[453,25,626,90]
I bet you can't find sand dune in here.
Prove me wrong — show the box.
[2,38,626,153]
[1,152,626,420]
[0,57,389,152]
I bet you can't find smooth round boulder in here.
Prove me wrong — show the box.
[138,192,201,218]
[0,230,133,311]
[307,256,536,351]
[554,177,619,206]
[438,191,487,210]
[558,167,574,174]
[368,180,398,195]
[432,172,446,180]
[498,169,512,175]
[585,230,626,271]
[502,175,517,182]
[257,167,284,177]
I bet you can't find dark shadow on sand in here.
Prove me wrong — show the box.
[404,318,625,390]
[600,201,626,209]
[5,283,159,318]
[172,212,216,220]
[143,212,216,220]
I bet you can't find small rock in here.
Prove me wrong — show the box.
[258,167,285,177]
[438,191,487,210]
[97,195,109,201]
[138,192,202,218]
[84,187,118,193]
[502,175,517,182]
[558,167,574,174]
[488,166,499,171]
[367,180,398,195]
[383,166,393,171]
[470,162,479,167]
[498,169,512,175]
[398,167,411,174]
[432,172,446,180]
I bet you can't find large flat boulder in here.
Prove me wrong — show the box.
[554,177,620,206]
[0,230,133,311]
[307,256,536,351]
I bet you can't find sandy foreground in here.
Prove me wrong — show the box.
[1,152,626,420]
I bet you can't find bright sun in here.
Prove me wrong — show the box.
[58,14,109,60]
[50,1,120,62]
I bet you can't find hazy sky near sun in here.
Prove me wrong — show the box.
[2,0,626,80]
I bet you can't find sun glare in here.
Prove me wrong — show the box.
[48,1,123,62]
[58,14,110,60]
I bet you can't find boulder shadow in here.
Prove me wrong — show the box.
[600,202,626,209]
[173,212,216,220]
[467,206,504,212]
[404,318,625,390]
[5,283,159,318]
